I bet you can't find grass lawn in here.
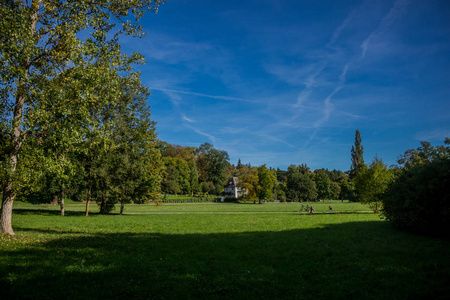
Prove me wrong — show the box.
[1,202,449,299]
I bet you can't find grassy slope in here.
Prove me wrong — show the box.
[1,203,449,299]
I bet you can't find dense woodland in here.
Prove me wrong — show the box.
[1,1,449,237]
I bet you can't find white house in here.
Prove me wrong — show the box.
[224,177,245,199]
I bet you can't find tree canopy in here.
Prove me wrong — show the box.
[0,0,165,235]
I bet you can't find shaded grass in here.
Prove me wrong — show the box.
[1,205,449,299]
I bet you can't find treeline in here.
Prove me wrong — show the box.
[234,163,347,203]
[157,142,230,196]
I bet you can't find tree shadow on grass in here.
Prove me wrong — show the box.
[1,221,449,299]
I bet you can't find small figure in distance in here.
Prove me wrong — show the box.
[329,206,333,211]
[309,206,315,213]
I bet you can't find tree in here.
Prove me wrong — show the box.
[174,158,191,195]
[103,79,162,214]
[313,172,331,200]
[383,138,450,236]
[206,148,230,190]
[286,165,317,202]
[398,139,449,168]
[195,143,230,193]
[338,177,355,201]
[354,156,394,213]
[350,129,364,179]
[237,167,259,201]
[237,158,243,169]
[189,159,199,196]
[382,156,450,236]
[276,168,287,183]
[161,157,181,195]
[329,181,341,200]
[0,0,165,235]
[256,165,276,203]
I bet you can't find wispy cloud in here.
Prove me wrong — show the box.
[294,65,326,107]
[414,128,450,142]
[299,0,410,146]
[185,124,217,143]
[360,0,409,59]
[181,114,195,123]
[149,87,258,103]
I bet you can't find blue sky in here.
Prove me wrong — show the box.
[124,0,450,171]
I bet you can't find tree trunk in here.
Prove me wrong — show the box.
[119,192,125,215]
[85,185,91,217]
[0,4,38,236]
[1,187,15,235]
[0,83,27,236]
[99,192,106,214]
[52,193,58,205]
[120,201,124,215]
[60,188,65,216]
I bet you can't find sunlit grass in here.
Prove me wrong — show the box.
[12,200,369,214]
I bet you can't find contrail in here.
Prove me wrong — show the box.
[150,87,258,103]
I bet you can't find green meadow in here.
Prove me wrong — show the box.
[1,202,449,299]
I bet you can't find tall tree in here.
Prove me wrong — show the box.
[237,167,259,201]
[256,165,276,203]
[161,157,181,195]
[350,129,364,179]
[101,76,162,214]
[0,0,165,235]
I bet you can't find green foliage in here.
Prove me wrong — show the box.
[159,143,229,196]
[237,167,259,201]
[339,177,355,201]
[383,156,450,237]
[354,156,394,213]
[350,129,364,179]
[0,0,165,233]
[286,165,317,202]
[199,181,215,195]
[256,165,276,202]
[200,143,230,188]
[276,189,287,202]
[189,159,199,196]
[397,139,450,167]
[329,181,341,200]
[312,172,331,200]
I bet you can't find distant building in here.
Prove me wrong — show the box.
[224,177,245,199]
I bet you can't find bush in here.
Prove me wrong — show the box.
[382,158,450,237]
[276,190,287,202]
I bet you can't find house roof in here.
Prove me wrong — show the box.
[225,177,239,187]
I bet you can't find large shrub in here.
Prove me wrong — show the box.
[382,158,450,236]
